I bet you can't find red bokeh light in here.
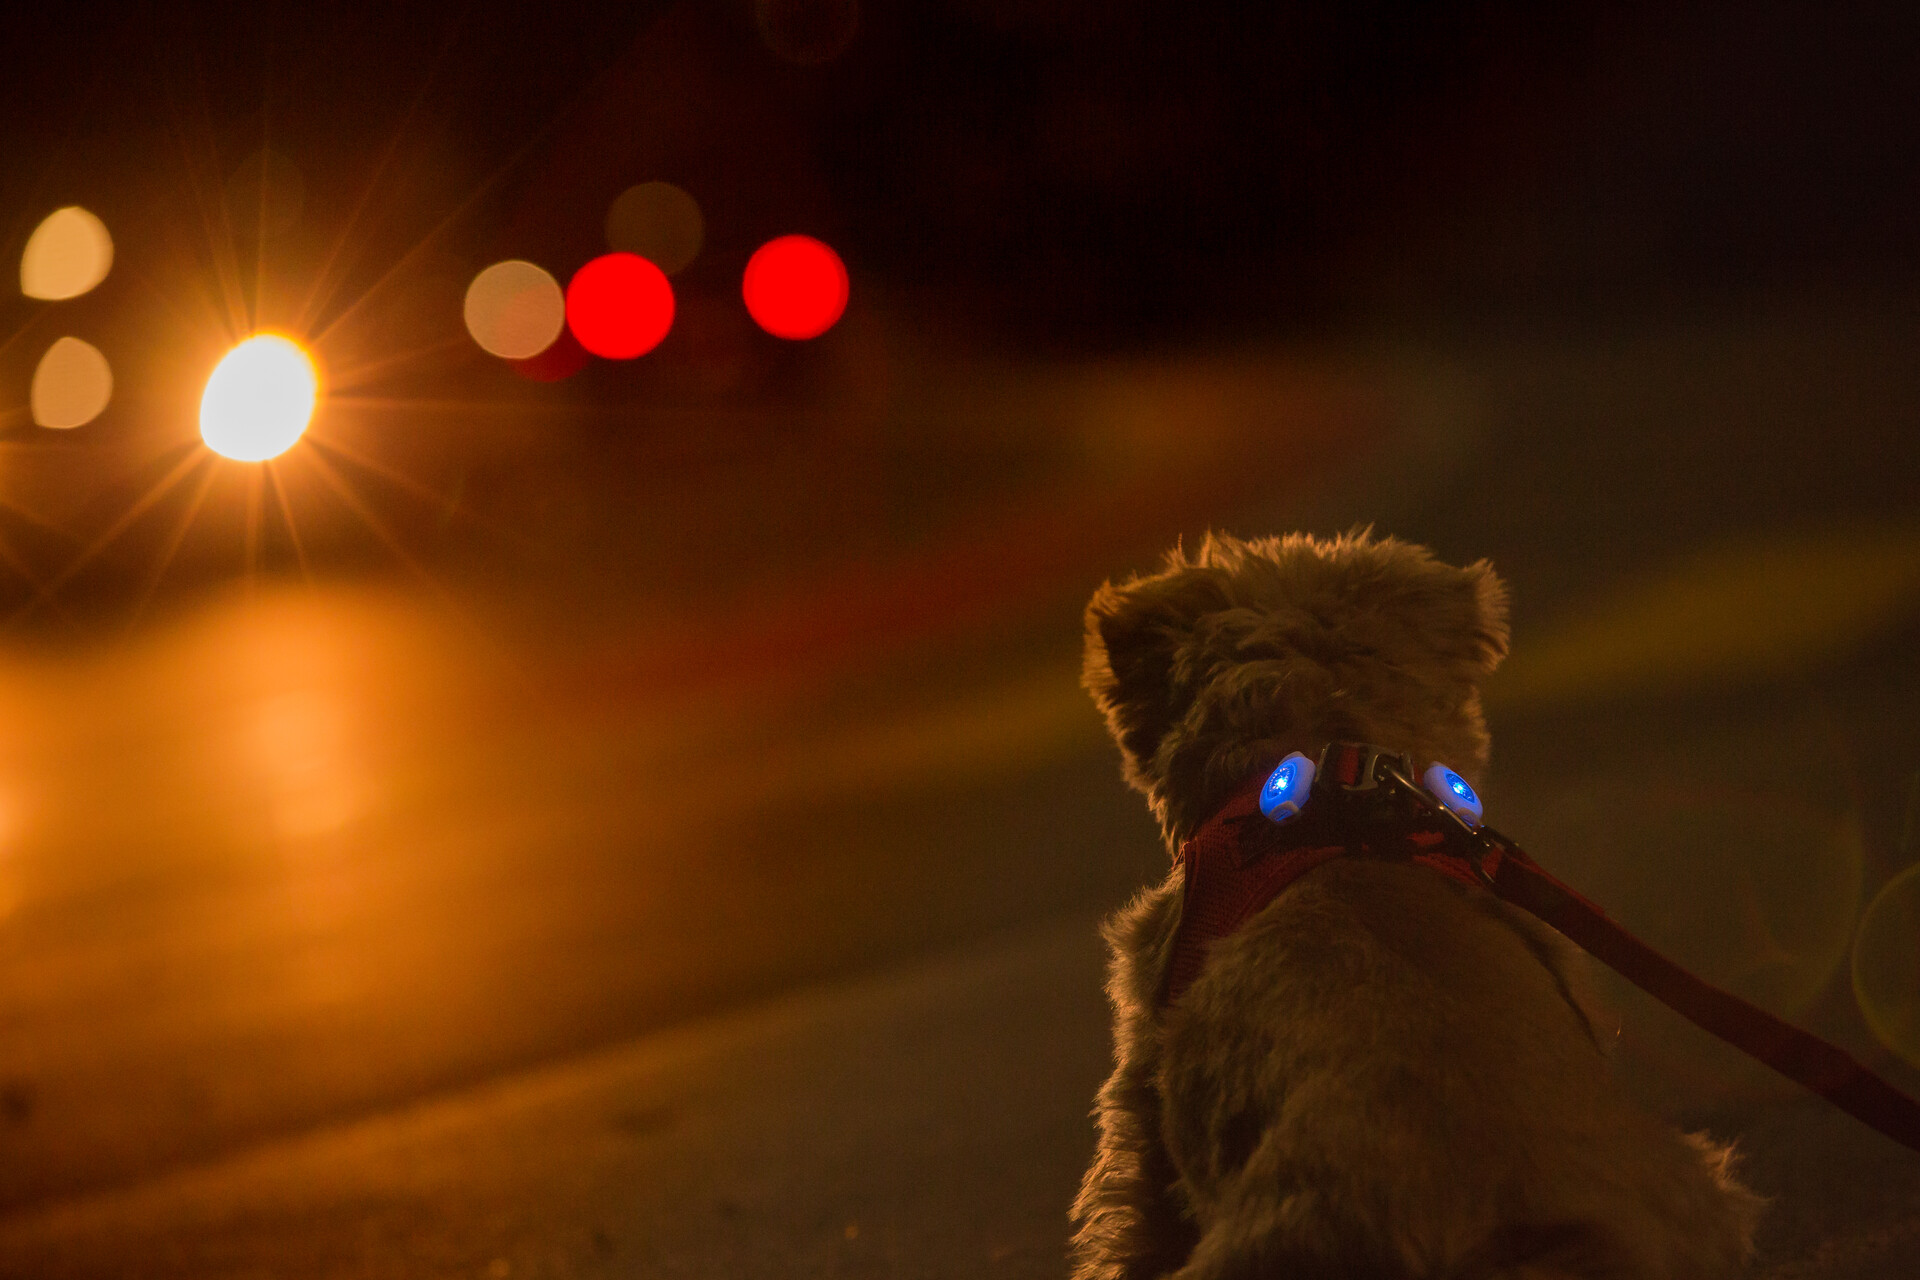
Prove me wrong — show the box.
[742,235,848,339]
[566,253,675,359]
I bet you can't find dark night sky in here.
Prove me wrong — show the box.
[0,1,1913,615]
[9,2,1917,352]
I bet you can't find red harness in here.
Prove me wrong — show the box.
[1161,777,1482,1008]
[1158,747,1920,1156]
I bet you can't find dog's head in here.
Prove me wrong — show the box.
[1084,530,1509,848]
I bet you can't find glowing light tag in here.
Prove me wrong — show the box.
[1259,752,1317,824]
[1422,763,1484,828]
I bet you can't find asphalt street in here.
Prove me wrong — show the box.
[1,920,1916,1279]
[1,312,1918,1275]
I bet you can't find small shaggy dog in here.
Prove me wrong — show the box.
[1070,531,1761,1280]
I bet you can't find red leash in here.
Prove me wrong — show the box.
[1462,831,1920,1155]
[1166,758,1920,1155]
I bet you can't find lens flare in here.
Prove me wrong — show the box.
[30,337,112,429]
[1853,862,1920,1069]
[743,235,848,339]
[21,206,113,301]
[200,335,319,462]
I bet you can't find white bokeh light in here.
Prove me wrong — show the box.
[463,260,565,359]
[200,335,319,462]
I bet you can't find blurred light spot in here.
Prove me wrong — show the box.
[755,0,859,65]
[747,666,1097,808]
[224,149,305,240]
[20,206,112,300]
[566,253,673,359]
[1853,862,1920,1069]
[29,337,112,429]
[464,260,565,360]
[604,182,704,276]
[743,235,848,339]
[200,335,319,462]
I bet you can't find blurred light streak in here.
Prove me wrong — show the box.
[300,432,519,552]
[463,261,566,359]
[568,484,1285,707]
[1490,525,1920,709]
[300,447,456,600]
[742,235,847,339]
[200,335,319,462]
[1854,861,1920,1069]
[164,112,259,339]
[293,451,543,705]
[566,253,673,358]
[264,462,314,583]
[604,182,704,275]
[551,360,1381,708]
[19,207,113,301]
[5,451,207,626]
[242,466,266,581]
[309,327,476,398]
[754,667,1097,808]
[29,338,112,429]
[286,20,474,338]
[125,464,225,626]
[298,62,587,351]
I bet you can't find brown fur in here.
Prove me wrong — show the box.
[1071,531,1761,1280]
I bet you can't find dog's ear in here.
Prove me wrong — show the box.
[1449,557,1510,681]
[1082,560,1232,795]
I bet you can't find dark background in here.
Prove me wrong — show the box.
[0,2,1913,611]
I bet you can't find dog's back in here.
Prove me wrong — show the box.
[1159,859,1759,1279]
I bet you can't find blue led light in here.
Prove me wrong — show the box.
[1423,762,1484,827]
[1260,751,1317,824]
